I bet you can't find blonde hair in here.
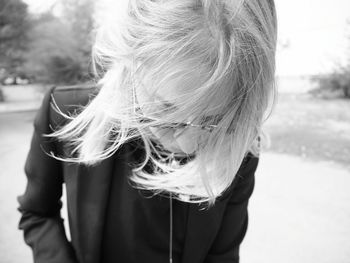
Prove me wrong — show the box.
[50,0,278,206]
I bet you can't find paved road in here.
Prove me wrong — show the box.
[1,111,350,263]
[0,111,35,263]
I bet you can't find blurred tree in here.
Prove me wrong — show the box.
[59,0,95,82]
[311,71,350,99]
[23,0,95,85]
[23,12,82,83]
[62,0,95,58]
[0,0,31,83]
[278,38,291,51]
[311,21,350,99]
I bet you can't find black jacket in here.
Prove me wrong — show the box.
[17,85,259,263]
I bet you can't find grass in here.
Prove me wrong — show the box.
[263,92,350,170]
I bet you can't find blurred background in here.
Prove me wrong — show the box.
[0,0,349,262]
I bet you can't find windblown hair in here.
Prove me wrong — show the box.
[49,0,278,206]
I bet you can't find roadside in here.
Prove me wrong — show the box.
[0,84,46,114]
[264,92,350,169]
[242,151,350,263]
[0,112,35,263]
[0,100,42,113]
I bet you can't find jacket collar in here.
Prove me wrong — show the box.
[75,158,115,263]
[181,201,228,263]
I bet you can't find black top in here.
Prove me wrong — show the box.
[100,140,194,263]
[17,85,259,263]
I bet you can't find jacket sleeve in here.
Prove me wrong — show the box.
[17,86,78,263]
[204,154,258,263]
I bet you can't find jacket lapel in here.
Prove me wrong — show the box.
[75,155,116,263]
[181,200,228,263]
[72,138,229,263]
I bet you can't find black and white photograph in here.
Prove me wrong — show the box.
[0,0,349,262]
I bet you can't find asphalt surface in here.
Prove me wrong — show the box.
[1,111,349,263]
[0,111,35,263]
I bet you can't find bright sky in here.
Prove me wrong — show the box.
[23,0,350,76]
[275,0,350,76]
[23,0,57,14]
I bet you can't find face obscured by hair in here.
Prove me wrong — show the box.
[135,76,221,155]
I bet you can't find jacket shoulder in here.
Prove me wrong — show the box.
[49,83,100,128]
[51,83,99,110]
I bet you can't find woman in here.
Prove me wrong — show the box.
[17,0,277,262]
